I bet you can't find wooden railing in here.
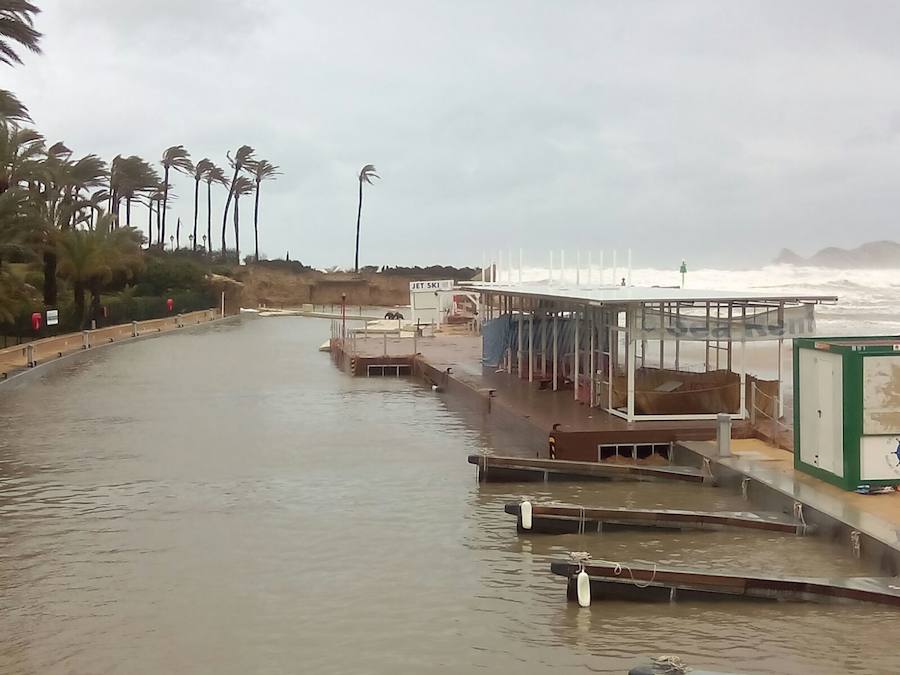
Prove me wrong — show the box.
[0,308,221,377]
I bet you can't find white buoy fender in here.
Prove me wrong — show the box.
[576,570,591,607]
[520,501,533,530]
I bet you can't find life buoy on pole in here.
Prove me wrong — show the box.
[520,500,533,530]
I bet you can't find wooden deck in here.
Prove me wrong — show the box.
[504,501,812,535]
[550,559,900,606]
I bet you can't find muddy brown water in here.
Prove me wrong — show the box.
[0,317,898,674]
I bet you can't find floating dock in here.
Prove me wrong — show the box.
[550,559,900,606]
[467,454,712,484]
[504,501,812,535]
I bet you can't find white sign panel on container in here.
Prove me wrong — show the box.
[409,280,454,292]
[46,309,59,326]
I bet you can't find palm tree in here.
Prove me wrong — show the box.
[159,145,192,248]
[221,145,254,256]
[109,154,158,228]
[0,1,41,67]
[191,158,213,251]
[245,159,280,261]
[354,164,379,273]
[57,214,142,327]
[0,89,30,123]
[204,164,226,254]
[230,175,253,263]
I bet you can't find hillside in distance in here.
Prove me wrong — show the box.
[774,241,900,268]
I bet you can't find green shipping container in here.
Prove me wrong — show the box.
[794,336,900,491]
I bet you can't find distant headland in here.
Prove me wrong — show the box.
[774,241,900,268]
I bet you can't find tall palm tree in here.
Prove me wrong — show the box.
[0,1,41,67]
[204,164,226,254]
[109,154,158,228]
[191,158,213,251]
[159,145,192,248]
[354,164,379,273]
[245,159,280,261]
[57,213,142,327]
[221,145,253,256]
[0,89,30,123]
[230,175,253,263]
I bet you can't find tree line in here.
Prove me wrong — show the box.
[0,2,280,326]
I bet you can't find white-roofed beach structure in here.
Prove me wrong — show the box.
[460,278,837,424]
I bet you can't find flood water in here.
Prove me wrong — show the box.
[1,317,898,674]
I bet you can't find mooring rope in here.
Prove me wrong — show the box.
[741,477,750,501]
[652,655,691,674]
[793,502,808,536]
[850,530,861,559]
[578,506,586,535]
[701,457,714,482]
[569,551,658,589]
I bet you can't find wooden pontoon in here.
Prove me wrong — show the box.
[467,454,711,483]
[504,502,813,535]
[550,560,900,606]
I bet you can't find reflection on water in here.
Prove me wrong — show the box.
[0,317,897,675]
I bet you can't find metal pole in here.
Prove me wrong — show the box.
[552,311,559,391]
[589,309,596,406]
[574,307,580,401]
[626,308,636,421]
[517,296,524,377]
[528,307,534,382]
[739,340,747,418]
[541,313,547,376]
[675,302,681,370]
[777,338,784,419]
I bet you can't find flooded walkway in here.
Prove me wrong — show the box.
[1,317,898,674]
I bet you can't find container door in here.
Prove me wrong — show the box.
[798,349,820,467]
[815,356,835,472]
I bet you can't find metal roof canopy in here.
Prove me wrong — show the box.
[460,282,837,306]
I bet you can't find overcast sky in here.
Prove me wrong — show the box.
[7,1,900,269]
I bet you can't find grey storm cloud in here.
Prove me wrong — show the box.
[7,0,900,269]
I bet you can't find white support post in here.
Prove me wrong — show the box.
[528,308,534,382]
[508,250,513,284]
[552,312,559,391]
[739,340,747,418]
[675,303,681,370]
[518,248,523,284]
[587,251,592,285]
[517,297,524,377]
[626,309,636,421]
[481,251,486,284]
[574,308,580,401]
[542,314,547,376]
[589,309,596,406]
[777,338,784,419]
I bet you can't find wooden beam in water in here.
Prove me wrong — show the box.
[550,560,900,606]
[504,502,813,535]
[467,454,711,484]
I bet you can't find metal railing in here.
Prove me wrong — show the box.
[0,308,220,377]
